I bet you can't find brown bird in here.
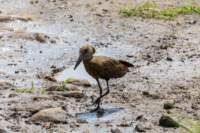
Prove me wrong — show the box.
[74,44,133,112]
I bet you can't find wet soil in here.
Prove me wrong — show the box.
[0,0,200,132]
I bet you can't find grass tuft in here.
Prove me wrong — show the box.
[55,78,75,91]
[56,82,65,91]
[64,77,75,84]
[15,87,35,93]
[120,2,200,20]
[15,81,46,94]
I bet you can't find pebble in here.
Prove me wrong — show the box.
[159,115,179,128]
[111,128,122,133]
[31,107,68,123]
[135,124,146,132]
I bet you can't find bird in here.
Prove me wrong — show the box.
[74,44,133,112]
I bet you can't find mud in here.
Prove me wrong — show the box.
[0,0,200,132]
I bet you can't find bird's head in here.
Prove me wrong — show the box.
[74,44,96,70]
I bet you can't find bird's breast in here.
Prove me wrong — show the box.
[83,60,99,79]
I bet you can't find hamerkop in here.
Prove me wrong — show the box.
[74,44,133,112]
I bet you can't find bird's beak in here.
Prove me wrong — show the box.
[74,54,82,70]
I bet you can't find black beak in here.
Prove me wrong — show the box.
[74,55,82,70]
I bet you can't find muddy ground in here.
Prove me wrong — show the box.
[0,0,200,132]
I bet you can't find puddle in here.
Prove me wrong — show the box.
[76,107,123,121]
[55,62,96,84]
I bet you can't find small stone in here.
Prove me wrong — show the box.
[142,91,160,99]
[8,93,18,98]
[95,13,104,17]
[159,44,171,49]
[15,71,19,74]
[76,119,88,124]
[42,122,53,129]
[136,115,146,122]
[111,128,122,133]
[142,91,149,96]
[187,20,197,24]
[35,33,46,43]
[51,66,65,75]
[44,76,57,82]
[102,9,109,13]
[126,54,134,58]
[68,15,74,21]
[32,96,51,101]
[191,103,199,110]
[98,2,102,5]
[31,107,68,123]
[159,115,179,128]
[0,128,7,133]
[62,91,84,98]
[118,122,131,127]
[65,84,80,91]
[163,102,175,110]
[46,85,60,91]
[50,39,56,44]
[8,126,21,132]
[135,124,146,132]
[68,79,91,87]
[0,81,13,90]
[166,57,173,61]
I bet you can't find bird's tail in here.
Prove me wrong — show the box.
[119,60,134,67]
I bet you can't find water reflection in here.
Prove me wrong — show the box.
[76,107,123,121]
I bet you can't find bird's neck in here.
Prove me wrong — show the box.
[83,56,93,64]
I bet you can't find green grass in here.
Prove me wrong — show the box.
[64,77,75,84]
[178,119,200,133]
[56,82,65,91]
[15,81,46,94]
[167,114,200,133]
[55,78,75,91]
[119,2,200,20]
[16,78,77,93]
[16,87,35,93]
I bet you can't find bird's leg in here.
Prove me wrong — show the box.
[93,80,110,105]
[92,79,103,106]
[101,80,110,99]
[90,79,102,112]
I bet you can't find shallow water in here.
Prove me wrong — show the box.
[76,107,123,121]
[55,62,96,84]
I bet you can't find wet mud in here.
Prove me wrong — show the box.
[0,0,200,132]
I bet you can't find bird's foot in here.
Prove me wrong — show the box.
[90,106,100,112]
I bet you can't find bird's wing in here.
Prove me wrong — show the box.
[92,56,120,68]
[91,56,127,78]
[119,60,134,67]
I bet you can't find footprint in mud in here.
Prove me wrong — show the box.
[76,107,123,121]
